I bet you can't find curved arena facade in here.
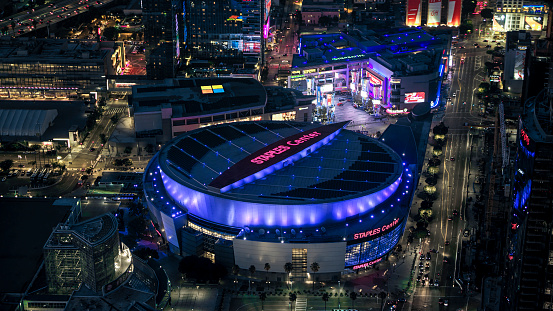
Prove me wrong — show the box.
[144,121,415,275]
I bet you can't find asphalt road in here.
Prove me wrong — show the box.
[0,0,114,36]
[410,36,492,311]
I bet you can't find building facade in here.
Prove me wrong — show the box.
[43,214,132,294]
[289,29,449,111]
[131,77,313,143]
[0,38,121,99]
[185,0,268,62]
[504,92,553,310]
[143,121,418,278]
[493,1,549,33]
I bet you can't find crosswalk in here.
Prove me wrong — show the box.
[104,107,127,115]
[474,56,482,68]
[295,297,307,311]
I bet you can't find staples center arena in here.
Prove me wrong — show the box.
[144,121,416,278]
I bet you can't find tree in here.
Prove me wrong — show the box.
[264,263,271,283]
[127,216,146,238]
[100,133,107,145]
[289,292,297,311]
[178,255,228,283]
[102,26,119,41]
[284,262,293,289]
[133,247,159,260]
[248,265,256,291]
[124,146,132,154]
[349,292,357,308]
[145,144,155,153]
[232,264,240,285]
[480,8,493,19]
[425,176,438,186]
[322,293,330,311]
[420,200,433,209]
[379,291,387,311]
[259,292,267,310]
[111,114,120,124]
[310,262,320,291]
[0,159,14,173]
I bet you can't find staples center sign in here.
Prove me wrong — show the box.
[251,132,322,164]
[352,258,383,270]
[353,218,400,240]
[209,122,348,191]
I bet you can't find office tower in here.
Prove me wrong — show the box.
[504,90,553,310]
[493,1,549,32]
[405,0,461,27]
[143,0,182,79]
[185,0,267,61]
[43,214,131,294]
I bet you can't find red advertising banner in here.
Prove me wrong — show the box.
[447,0,462,26]
[406,0,421,26]
[404,92,425,103]
[368,73,382,86]
[427,0,442,26]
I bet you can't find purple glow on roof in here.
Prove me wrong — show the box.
[159,169,402,228]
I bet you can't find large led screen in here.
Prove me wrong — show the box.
[427,0,442,27]
[404,92,425,103]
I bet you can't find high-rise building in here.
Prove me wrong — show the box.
[43,213,132,294]
[493,1,549,33]
[504,89,553,310]
[405,0,461,27]
[143,0,182,79]
[185,0,267,61]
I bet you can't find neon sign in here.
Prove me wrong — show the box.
[368,73,382,86]
[251,132,322,164]
[520,128,530,147]
[209,122,348,191]
[353,218,400,240]
[331,54,366,61]
[352,258,382,270]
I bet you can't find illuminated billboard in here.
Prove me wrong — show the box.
[175,14,180,59]
[524,16,543,31]
[493,14,506,32]
[427,0,442,27]
[447,0,462,27]
[404,92,425,103]
[514,50,526,80]
[368,73,382,86]
[406,0,421,26]
[522,5,545,15]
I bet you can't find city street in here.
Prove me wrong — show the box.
[409,37,491,311]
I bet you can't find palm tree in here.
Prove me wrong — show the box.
[322,293,329,311]
[289,292,297,311]
[232,264,240,288]
[259,292,267,310]
[284,262,293,289]
[310,262,320,291]
[248,265,256,291]
[264,263,271,283]
[349,292,357,308]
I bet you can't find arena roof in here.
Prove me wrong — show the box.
[158,121,402,204]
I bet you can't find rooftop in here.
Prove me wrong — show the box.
[132,78,267,117]
[159,121,402,203]
[292,28,446,73]
[0,37,109,62]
